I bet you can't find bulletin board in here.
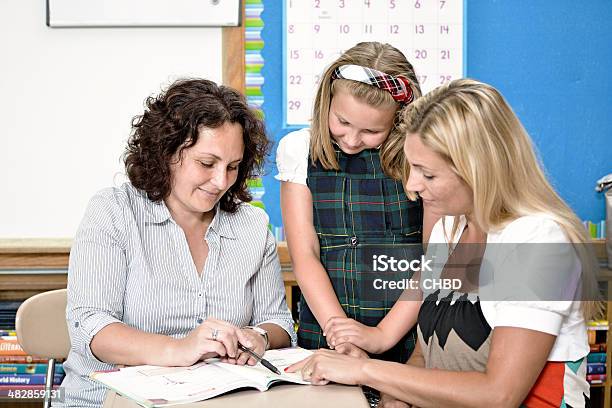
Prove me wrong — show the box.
[257,0,466,229]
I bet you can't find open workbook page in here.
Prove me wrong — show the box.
[91,348,313,407]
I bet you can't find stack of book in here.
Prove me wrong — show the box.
[0,330,65,397]
[586,320,608,385]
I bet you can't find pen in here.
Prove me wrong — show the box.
[237,343,281,375]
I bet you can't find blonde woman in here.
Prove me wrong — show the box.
[288,79,598,408]
[276,42,436,363]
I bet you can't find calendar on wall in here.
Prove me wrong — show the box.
[283,0,465,126]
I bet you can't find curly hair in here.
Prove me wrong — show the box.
[123,78,270,213]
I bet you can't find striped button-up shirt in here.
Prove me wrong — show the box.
[58,183,296,407]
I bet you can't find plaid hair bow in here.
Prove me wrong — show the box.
[331,64,415,104]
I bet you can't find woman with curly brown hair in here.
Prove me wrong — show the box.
[59,79,295,408]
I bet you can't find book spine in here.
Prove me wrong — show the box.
[0,338,27,356]
[0,374,64,385]
[0,363,64,375]
[0,355,48,363]
[589,343,607,352]
[587,352,607,363]
[587,374,607,383]
[587,363,607,374]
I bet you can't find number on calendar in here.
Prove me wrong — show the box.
[415,49,428,59]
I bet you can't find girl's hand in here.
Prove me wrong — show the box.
[171,318,253,366]
[379,392,410,408]
[334,342,369,359]
[285,349,366,386]
[324,317,386,354]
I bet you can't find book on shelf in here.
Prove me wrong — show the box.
[0,363,64,375]
[0,373,64,386]
[588,352,607,364]
[587,374,607,384]
[0,336,27,356]
[91,348,313,407]
[589,343,607,353]
[587,363,607,375]
[586,320,609,331]
[0,355,49,364]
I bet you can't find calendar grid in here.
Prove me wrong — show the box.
[283,0,466,127]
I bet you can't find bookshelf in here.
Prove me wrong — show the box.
[0,238,610,406]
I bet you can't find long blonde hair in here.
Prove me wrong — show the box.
[400,78,601,319]
[311,42,421,179]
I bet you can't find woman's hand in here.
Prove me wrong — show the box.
[221,327,267,366]
[285,349,366,386]
[324,317,386,354]
[170,318,254,366]
[379,392,410,408]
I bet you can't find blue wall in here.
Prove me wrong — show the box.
[261,1,612,228]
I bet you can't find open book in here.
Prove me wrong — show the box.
[91,348,313,407]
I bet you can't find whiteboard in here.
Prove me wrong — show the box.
[284,0,465,126]
[47,0,241,27]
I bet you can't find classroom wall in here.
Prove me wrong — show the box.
[466,1,612,224]
[0,1,222,238]
[261,1,612,229]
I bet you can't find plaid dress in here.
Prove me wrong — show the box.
[299,146,423,362]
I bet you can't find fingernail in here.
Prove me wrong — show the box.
[284,367,289,372]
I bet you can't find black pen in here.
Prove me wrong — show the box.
[238,343,281,375]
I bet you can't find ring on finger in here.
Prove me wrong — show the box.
[211,328,219,341]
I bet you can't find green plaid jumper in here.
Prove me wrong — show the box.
[299,146,423,362]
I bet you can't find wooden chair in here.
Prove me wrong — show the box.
[15,289,70,408]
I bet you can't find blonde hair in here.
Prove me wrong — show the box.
[400,78,602,319]
[311,42,421,179]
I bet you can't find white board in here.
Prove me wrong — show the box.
[47,0,241,27]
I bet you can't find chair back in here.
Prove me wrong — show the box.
[15,289,70,359]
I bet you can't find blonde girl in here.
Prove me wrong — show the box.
[276,42,435,363]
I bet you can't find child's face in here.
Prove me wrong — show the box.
[328,88,396,155]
